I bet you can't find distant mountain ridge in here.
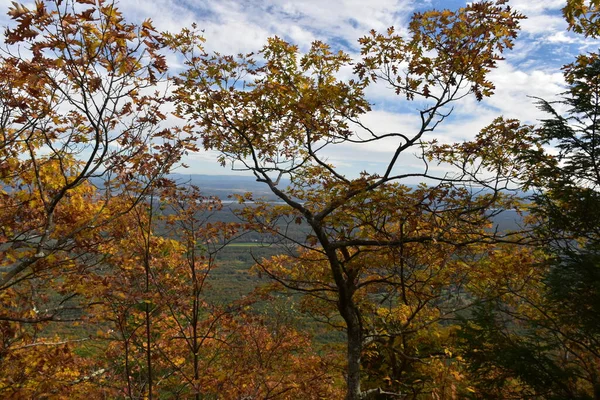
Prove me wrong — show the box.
[167,174,527,232]
[168,173,531,198]
[168,174,290,200]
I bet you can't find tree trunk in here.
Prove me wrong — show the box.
[317,226,364,399]
[336,288,363,400]
[346,318,363,400]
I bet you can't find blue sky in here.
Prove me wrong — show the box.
[1,0,594,179]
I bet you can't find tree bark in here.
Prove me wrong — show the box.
[345,315,363,400]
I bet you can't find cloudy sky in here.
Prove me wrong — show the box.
[1,0,595,178]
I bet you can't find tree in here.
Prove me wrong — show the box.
[78,183,338,399]
[0,2,340,397]
[563,0,600,38]
[454,10,600,397]
[169,2,525,398]
[0,0,193,394]
[508,50,600,399]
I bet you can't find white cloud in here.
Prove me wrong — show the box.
[484,63,564,122]
[509,0,564,14]
[520,14,566,36]
[547,31,578,44]
[116,0,416,54]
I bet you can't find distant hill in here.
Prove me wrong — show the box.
[169,174,290,201]
[168,174,527,232]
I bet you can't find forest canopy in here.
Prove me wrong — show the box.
[0,1,599,399]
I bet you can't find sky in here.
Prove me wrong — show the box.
[1,0,596,179]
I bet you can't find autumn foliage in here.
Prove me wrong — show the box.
[0,0,332,398]
[0,0,598,399]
